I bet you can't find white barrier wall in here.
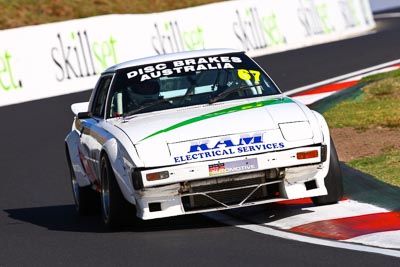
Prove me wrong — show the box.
[0,0,375,106]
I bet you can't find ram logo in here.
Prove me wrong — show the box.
[188,133,264,153]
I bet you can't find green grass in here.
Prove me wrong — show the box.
[323,97,400,129]
[323,70,400,187]
[359,67,400,83]
[323,73,400,130]
[348,151,400,187]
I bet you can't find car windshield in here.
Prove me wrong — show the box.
[107,52,281,118]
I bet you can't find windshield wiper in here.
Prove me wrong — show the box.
[208,84,260,104]
[123,95,183,117]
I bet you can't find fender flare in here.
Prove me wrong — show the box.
[311,110,331,145]
[311,110,334,183]
[102,139,136,205]
[65,130,91,187]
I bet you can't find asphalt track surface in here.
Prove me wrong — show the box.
[1,15,400,267]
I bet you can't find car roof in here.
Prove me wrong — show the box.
[104,48,244,73]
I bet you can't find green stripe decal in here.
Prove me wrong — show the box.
[140,97,293,141]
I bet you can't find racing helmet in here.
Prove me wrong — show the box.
[127,81,161,107]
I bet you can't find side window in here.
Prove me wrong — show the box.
[92,76,112,117]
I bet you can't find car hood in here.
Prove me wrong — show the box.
[115,97,322,167]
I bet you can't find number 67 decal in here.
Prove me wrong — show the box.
[238,69,261,82]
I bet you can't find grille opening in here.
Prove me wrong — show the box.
[305,180,317,190]
[182,182,281,212]
[149,202,162,212]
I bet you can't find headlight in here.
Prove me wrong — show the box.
[279,121,313,141]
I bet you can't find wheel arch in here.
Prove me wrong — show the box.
[65,130,91,187]
[311,110,331,144]
[101,139,136,205]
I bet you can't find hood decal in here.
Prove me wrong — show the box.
[139,97,293,142]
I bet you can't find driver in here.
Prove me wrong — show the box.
[125,81,161,111]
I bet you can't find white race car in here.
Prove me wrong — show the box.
[65,48,343,228]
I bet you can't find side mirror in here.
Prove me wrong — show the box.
[77,112,92,119]
[71,102,89,115]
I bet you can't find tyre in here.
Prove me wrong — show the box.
[67,154,99,215]
[101,154,136,230]
[312,137,344,206]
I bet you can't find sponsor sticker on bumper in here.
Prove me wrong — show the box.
[208,158,258,176]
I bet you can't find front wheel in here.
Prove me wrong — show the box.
[312,137,344,206]
[101,154,136,230]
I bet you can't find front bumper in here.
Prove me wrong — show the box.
[132,145,329,220]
